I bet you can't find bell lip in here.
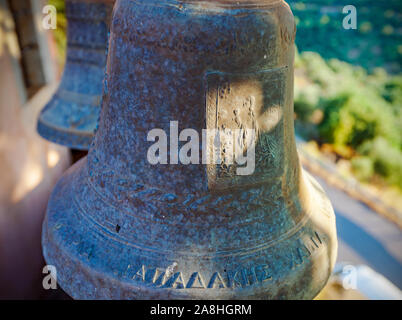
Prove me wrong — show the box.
[42,157,337,299]
[37,114,94,151]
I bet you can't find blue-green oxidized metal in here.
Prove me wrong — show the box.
[37,0,115,150]
[42,0,337,299]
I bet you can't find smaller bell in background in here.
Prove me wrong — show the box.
[37,0,115,150]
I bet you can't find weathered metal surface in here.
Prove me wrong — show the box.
[37,0,115,150]
[42,0,338,299]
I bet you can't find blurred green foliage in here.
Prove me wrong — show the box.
[49,0,66,65]
[51,1,402,73]
[289,0,402,74]
[350,156,374,182]
[295,51,402,189]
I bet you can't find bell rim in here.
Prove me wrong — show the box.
[42,157,337,299]
[37,115,94,151]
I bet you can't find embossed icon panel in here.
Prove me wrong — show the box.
[206,67,286,189]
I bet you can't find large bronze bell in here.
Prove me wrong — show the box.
[42,0,337,299]
[37,0,115,150]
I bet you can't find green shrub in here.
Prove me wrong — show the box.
[315,87,400,150]
[342,92,397,147]
[351,156,374,182]
[299,52,335,89]
[382,76,402,107]
[316,93,350,144]
[358,137,402,188]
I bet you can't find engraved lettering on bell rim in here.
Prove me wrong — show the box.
[37,0,115,150]
[42,0,338,299]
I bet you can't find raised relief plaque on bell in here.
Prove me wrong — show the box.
[37,0,115,150]
[206,68,286,189]
[42,0,337,299]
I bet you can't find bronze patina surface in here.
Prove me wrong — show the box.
[37,0,115,150]
[42,0,337,299]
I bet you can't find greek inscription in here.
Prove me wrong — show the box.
[121,232,323,289]
[207,272,226,289]
[186,272,207,289]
